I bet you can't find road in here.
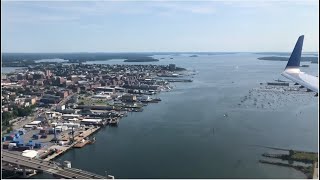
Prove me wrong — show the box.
[2,150,106,179]
[11,111,40,130]
[10,93,75,130]
[313,162,318,179]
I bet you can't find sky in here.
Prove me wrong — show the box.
[1,0,319,53]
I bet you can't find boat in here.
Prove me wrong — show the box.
[109,119,119,126]
[88,137,96,144]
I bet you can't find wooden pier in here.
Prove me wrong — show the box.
[73,140,90,148]
[43,127,100,160]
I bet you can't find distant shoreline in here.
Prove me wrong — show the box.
[258,56,318,64]
[123,59,159,62]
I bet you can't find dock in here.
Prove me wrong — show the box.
[43,145,74,161]
[108,118,119,126]
[74,126,100,142]
[72,127,99,148]
[73,140,90,148]
[42,127,100,160]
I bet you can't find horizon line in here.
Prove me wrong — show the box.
[2,51,319,54]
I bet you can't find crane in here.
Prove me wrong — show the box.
[42,112,59,143]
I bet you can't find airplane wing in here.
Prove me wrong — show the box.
[281,35,319,93]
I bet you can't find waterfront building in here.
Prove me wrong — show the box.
[121,94,137,102]
[81,118,103,125]
[45,70,52,77]
[25,97,37,105]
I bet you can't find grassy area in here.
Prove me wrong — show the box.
[292,152,318,162]
[78,97,108,106]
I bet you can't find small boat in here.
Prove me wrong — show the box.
[89,137,96,144]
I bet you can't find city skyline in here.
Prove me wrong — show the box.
[2,0,319,53]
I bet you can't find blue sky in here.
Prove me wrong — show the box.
[1,1,319,52]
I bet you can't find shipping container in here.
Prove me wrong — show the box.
[8,143,17,149]
[2,142,10,149]
[10,140,19,145]
[3,144,9,149]
[4,135,15,141]
[34,143,42,148]
[40,134,47,139]
[32,134,40,139]
[39,129,48,134]
[14,146,32,151]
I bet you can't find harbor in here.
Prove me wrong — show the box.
[2,54,318,179]
[2,63,194,178]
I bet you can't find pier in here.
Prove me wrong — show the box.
[40,126,101,161]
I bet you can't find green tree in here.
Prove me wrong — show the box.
[6,126,13,134]
[289,150,294,156]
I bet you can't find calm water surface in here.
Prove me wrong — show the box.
[1,67,27,74]
[34,53,318,179]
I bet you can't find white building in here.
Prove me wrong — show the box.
[22,150,38,159]
[81,119,102,125]
[62,114,81,120]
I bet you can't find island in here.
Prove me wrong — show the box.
[189,55,198,57]
[1,53,162,67]
[123,58,159,62]
[259,147,318,179]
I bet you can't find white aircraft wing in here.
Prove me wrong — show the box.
[282,69,319,92]
[281,35,319,93]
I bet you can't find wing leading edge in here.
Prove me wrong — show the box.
[281,35,319,93]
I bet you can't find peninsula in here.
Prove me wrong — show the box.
[258,56,318,63]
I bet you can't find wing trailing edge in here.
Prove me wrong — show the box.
[281,35,319,93]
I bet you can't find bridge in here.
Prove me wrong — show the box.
[2,150,107,179]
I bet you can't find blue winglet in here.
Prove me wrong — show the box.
[285,35,304,69]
